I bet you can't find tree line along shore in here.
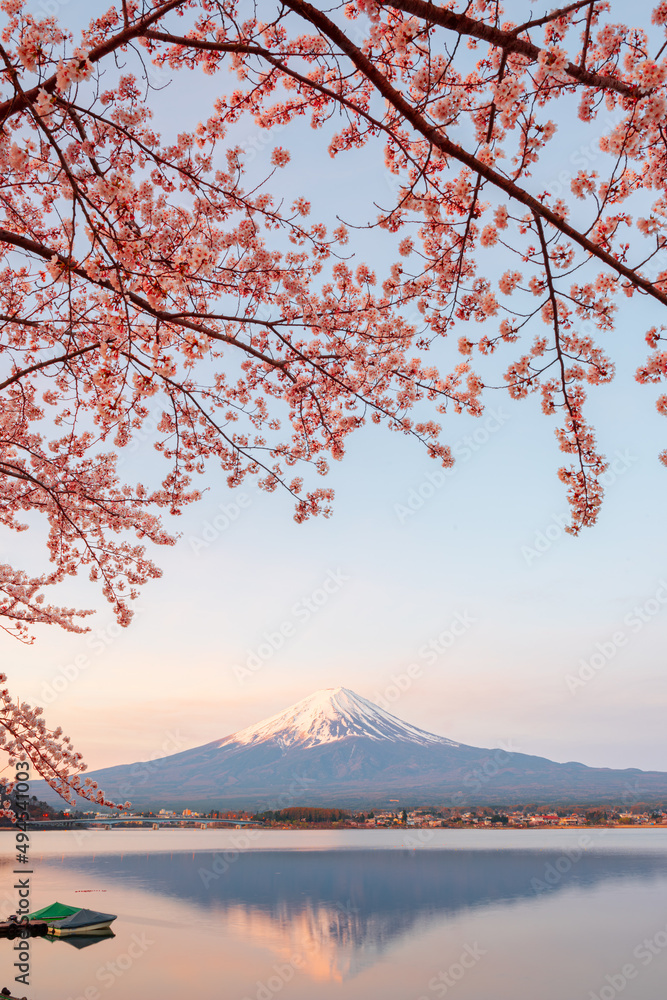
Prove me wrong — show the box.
[3,799,666,830]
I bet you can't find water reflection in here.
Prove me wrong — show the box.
[42,929,116,950]
[55,848,667,981]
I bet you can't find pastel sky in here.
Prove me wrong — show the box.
[2,0,666,779]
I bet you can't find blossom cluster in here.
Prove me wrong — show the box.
[0,674,125,816]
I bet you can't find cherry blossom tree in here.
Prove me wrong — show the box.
[2,0,667,799]
[0,672,126,815]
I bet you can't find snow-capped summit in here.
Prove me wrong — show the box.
[214,687,460,750]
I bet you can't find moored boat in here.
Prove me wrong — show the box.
[28,902,117,936]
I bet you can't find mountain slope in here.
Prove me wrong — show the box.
[212,687,460,751]
[36,687,667,808]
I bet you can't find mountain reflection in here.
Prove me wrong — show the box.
[56,849,667,981]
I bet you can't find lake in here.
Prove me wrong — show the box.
[1,829,666,999]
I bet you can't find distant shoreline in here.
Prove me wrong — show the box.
[3,822,667,833]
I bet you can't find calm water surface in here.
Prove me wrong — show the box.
[1,829,666,999]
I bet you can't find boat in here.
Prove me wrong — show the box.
[28,902,117,936]
[43,928,116,949]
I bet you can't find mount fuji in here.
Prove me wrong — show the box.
[39,687,667,809]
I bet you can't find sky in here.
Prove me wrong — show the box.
[2,0,667,780]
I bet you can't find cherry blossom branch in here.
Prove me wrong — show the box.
[0,228,291,369]
[0,0,186,126]
[533,213,606,530]
[380,0,643,97]
[283,0,667,307]
[0,342,100,392]
[0,674,125,813]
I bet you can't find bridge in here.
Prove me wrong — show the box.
[27,815,260,829]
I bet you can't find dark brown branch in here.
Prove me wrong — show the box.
[283,0,667,309]
[514,0,593,34]
[380,0,643,98]
[0,0,185,127]
[580,1,596,70]
[0,342,101,392]
[0,227,289,369]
